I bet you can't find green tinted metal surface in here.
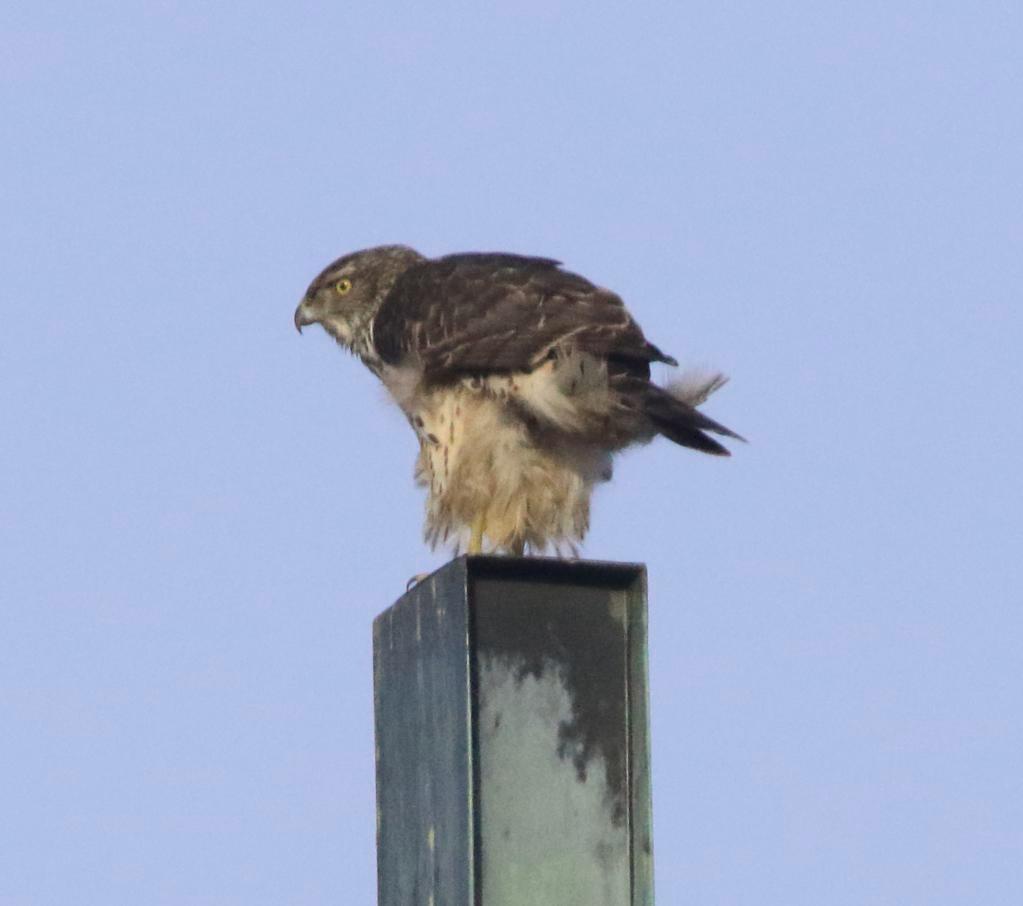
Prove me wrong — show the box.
[373,557,652,906]
[373,561,474,906]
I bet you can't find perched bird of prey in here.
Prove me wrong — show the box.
[294,245,741,555]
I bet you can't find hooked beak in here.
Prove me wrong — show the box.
[294,299,314,334]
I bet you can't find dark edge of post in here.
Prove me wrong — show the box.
[626,565,653,905]
[463,560,482,906]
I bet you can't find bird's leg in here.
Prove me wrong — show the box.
[468,514,486,555]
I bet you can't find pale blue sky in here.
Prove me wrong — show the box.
[2,2,1021,903]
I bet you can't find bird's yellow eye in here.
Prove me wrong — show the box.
[335,278,353,295]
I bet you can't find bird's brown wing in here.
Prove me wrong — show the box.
[372,253,676,376]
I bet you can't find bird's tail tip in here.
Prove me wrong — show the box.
[647,369,746,453]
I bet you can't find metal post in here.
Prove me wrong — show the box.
[373,556,653,906]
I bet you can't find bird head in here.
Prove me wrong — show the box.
[294,244,423,352]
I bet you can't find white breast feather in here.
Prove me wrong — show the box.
[378,352,611,553]
[486,349,611,433]
[378,360,424,412]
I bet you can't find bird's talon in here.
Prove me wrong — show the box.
[406,572,430,591]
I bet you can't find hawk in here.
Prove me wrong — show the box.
[294,245,741,555]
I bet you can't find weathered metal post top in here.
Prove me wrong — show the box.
[373,555,653,906]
